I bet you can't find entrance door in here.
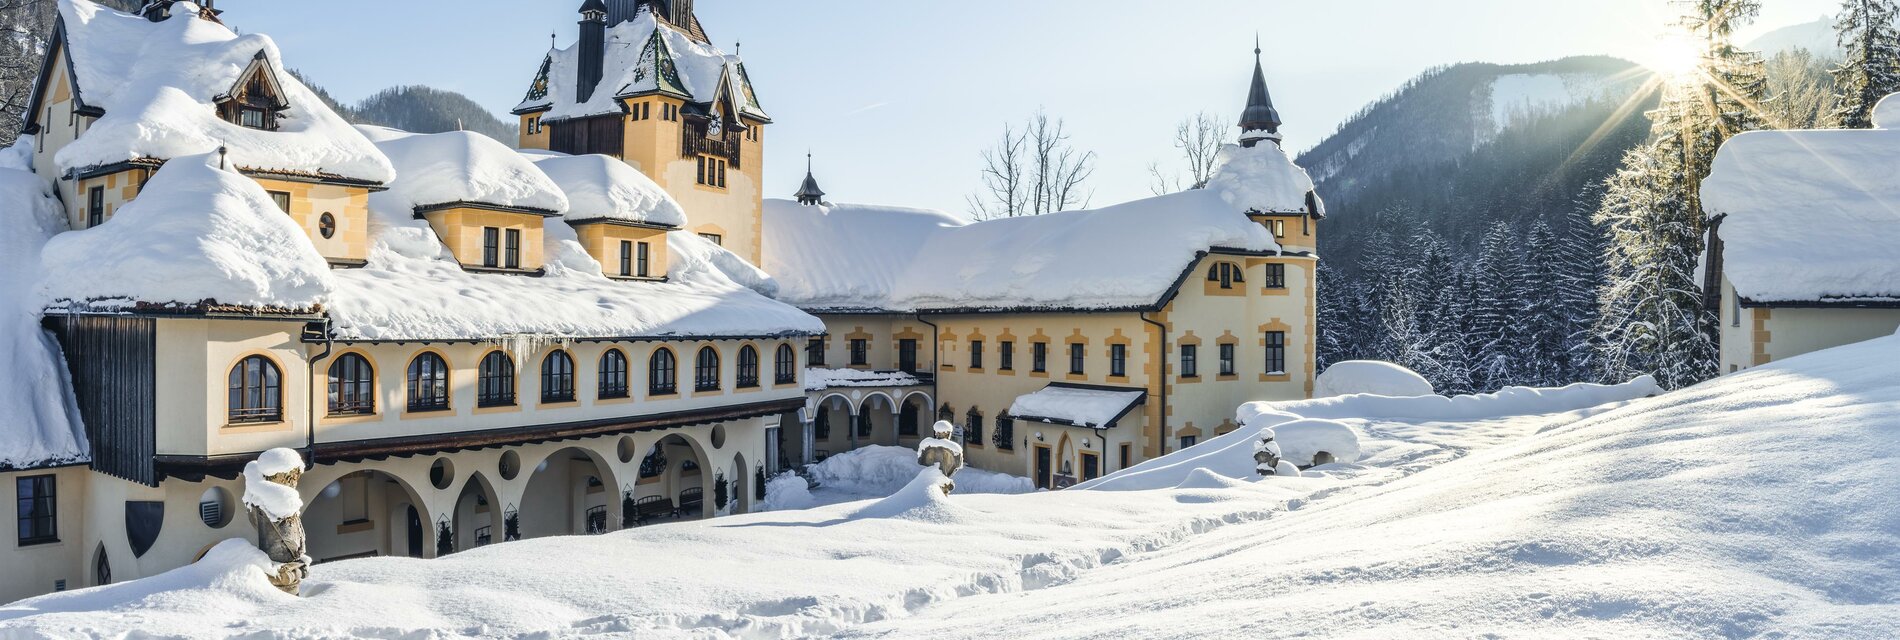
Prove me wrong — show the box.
[405,506,424,558]
[1034,445,1052,489]
[1081,452,1101,482]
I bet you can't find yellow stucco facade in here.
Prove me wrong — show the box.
[418,206,551,272]
[571,221,672,279]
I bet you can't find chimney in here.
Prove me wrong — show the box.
[577,0,609,103]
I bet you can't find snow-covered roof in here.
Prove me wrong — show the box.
[805,368,925,392]
[526,152,687,227]
[39,153,334,312]
[0,148,88,471]
[361,127,568,214]
[52,0,394,183]
[516,10,767,123]
[763,144,1294,313]
[1702,94,1900,303]
[1008,384,1147,429]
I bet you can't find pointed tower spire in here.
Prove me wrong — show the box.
[795,152,827,206]
[1239,36,1284,148]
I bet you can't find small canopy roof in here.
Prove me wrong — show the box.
[1008,384,1148,429]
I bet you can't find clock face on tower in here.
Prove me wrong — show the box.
[707,116,723,138]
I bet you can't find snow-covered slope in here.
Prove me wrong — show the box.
[0,145,86,470]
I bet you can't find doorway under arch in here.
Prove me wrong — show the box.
[521,447,620,539]
[305,469,429,561]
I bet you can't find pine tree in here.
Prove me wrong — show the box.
[1519,221,1573,387]
[1315,260,1356,370]
[1556,195,1609,383]
[1831,0,1900,128]
[1468,222,1526,391]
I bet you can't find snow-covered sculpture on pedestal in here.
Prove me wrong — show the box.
[242,448,309,595]
[916,420,965,495]
[1253,428,1299,477]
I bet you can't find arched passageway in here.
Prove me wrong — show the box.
[304,470,429,561]
[521,448,619,538]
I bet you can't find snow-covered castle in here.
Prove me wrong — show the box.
[0,0,1322,600]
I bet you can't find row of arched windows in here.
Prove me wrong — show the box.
[232,343,803,423]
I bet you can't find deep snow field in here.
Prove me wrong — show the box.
[7,336,1900,638]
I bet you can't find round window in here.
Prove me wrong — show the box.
[318,212,336,239]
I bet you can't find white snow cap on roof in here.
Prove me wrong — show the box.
[1702,103,1900,302]
[0,156,88,471]
[763,190,1280,312]
[361,127,568,213]
[1208,142,1320,215]
[520,10,766,122]
[1009,385,1146,428]
[526,152,687,227]
[54,0,393,183]
[39,153,334,311]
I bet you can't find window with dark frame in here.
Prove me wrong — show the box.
[899,339,918,373]
[504,229,521,269]
[86,186,104,228]
[964,409,983,446]
[268,191,291,214]
[541,350,575,403]
[1181,344,1199,378]
[849,339,868,366]
[807,338,826,367]
[1069,343,1085,375]
[700,233,722,246]
[737,345,760,388]
[407,353,450,412]
[482,227,500,268]
[993,415,1015,450]
[649,349,678,395]
[599,349,630,399]
[1265,332,1287,374]
[970,340,984,370]
[1000,341,1014,371]
[478,352,517,407]
[695,347,721,392]
[618,240,633,277]
[327,354,374,416]
[1033,342,1048,373]
[227,355,282,424]
[1181,435,1198,449]
[16,475,57,546]
[775,344,797,385]
[636,241,651,277]
[1265,263,1287,289]
[1110,344,1127,378]
[1220,343,1237,376]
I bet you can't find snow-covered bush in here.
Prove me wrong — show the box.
[1314,361,1434,398]
[1272,419,1363,467]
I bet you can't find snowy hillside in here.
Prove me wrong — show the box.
[1749,17,1842,58]
[8,334,1900,636]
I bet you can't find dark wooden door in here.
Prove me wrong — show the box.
[1035,446,1052,490]
[405,506,423,558]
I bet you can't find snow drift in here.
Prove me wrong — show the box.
[1313,360,1434,398]
[0,152,87,470]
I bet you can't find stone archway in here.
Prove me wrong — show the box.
[520,447,621,539]
[303,469,431,561]
[656,433,713,519]
[814,394,853,460]
[856,393,895,448]
[898,392,933,444]
[451,472,503,551]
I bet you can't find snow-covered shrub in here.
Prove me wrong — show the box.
[1314,361,1434,398]
[1272,419,1363,467]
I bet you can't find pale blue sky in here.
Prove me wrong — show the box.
[231,0,1836,214]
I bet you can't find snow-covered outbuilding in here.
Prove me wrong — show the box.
[0,0,821,602]
[1700,93,1900,373]
[760,49,1325,488]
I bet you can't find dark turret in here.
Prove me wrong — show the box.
[1239,39,1283,148]
[795,154,826,206]
[577,0,608,103]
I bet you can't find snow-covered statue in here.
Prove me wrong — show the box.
[916,420,965,495]
[1254,429,1299,478]
[243,448,310,595]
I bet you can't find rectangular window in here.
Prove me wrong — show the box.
[1181,344,1199,378]
[1220,343,1236,376]
[1265,263,1287,289]
[808,338,827,367]
[504,229,521,269]
[15,475,57,546]
[1119,443,1132,470]
[86,186,104,228]
[1069,343,1085,375]
[899,339,918,373]
[482,227,500,268]
[1033,343,1048,373]
[1731,289,1741,328]
[1265,331,1287,374]
[1270,219,1286,238]
[700,233,723,246]
[1000,341,1014,371]
[636,241,651,277]
[1180,435,1198,449]
[268,191,292,214]
[970,340,984,369]
[696,156,707,185]
[1110,344,1127,377]
[618,240,633,277]
[849,339,869,366]
[718,159,728,187]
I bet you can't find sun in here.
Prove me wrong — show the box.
[1640,34,1703,80]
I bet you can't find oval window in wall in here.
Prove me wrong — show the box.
[318,212,337,239]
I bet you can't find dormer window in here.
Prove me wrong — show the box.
[218,52,289,131]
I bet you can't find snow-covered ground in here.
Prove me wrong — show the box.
[10,336,1900,637]
[760,446,1035,511]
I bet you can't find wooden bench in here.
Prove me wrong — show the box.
[678,487,704,517]
[628,495,672,526]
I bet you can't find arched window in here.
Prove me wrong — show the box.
[327,353,374,416]
[541,350,575,403]
[775,344,797,385]
[899,401,921,436]
[736,346,760,388]
[407,353,450,412]
[695,346,721,392]
[599,349,629,399]
[227,355,282,423]
[993,415,1015,450]
[964,408,984,446]
[649,349,678,395]
[1209,262,1243,289]
[478,351,516,408]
